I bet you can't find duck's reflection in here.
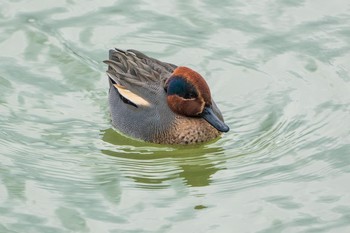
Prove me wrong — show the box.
[101,128,226,188]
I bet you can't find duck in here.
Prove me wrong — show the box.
[104,48,229,144]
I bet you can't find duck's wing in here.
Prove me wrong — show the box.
[104,49,177,107]
[126,49,177,74]
[104,48,176,85]
[104,49,176,107]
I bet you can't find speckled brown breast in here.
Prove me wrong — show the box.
[152,116,221,144]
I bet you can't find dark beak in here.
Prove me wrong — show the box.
[200,106,230,132]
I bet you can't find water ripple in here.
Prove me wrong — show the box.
[1,0,350,232]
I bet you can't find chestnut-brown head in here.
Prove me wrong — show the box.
[165,66,229,132]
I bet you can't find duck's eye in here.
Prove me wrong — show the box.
[166,76,198,99]
[186,92,198,99]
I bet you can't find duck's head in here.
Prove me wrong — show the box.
[165,66,229,133]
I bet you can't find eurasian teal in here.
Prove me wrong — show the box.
[104,48,229,144]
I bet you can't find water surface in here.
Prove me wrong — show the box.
[1,0,350,232]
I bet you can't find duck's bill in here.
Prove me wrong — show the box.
[200,107,230,132]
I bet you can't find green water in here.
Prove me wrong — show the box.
[1,0,350,232]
